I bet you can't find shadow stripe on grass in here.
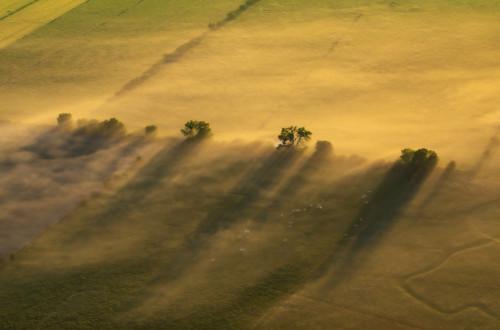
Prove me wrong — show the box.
[0,0,40,21]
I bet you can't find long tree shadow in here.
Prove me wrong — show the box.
[99,135,150,179]
[253,141,335,223]
[126,145,369,328]
[116,137,204,198]
[142,147,304,289]
[312,153,438,291]
[188,146,304,241]
[63,137,206,243]
[416,161,456,217]
[469,126,500,178]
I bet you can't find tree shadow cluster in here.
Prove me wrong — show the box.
[25,114,127,159]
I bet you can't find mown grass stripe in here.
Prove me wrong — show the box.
[0,0,88,49]
[0,0,39,21]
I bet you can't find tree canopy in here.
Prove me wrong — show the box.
[400,148,438,167]
[57,113,73,129]
[145,125,158,136]
[181,120,212,138]
[277,126,312,149]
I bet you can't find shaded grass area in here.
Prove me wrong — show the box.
[0,120,160,258]
[0,141,438,329]
[24,119,127,159]
[190,146,303,239]
[135,265,306,330]
[312,155,438,291]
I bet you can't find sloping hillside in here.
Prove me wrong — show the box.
[1,1,500,329]
[1,136,500,329]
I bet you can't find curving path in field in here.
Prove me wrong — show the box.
[400,237,500,322]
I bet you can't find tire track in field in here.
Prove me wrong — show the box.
[105,0,262,102]
[295,12,363,86]
[0,0,40,21]
[117,0,144,16]
[399,239,500,320]
[252,292,426,330]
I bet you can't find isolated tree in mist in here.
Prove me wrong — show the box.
[277,126,312,149]
[400,148,438,168]
[96,118,126,138]
[57,113,73,129]
[181,120,212,138]
[145,125,157,136]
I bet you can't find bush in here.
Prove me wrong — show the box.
[181,120,212,138]
[57,113,72,128]
[399,148,438,168]
[25,115,130,159]
[145,125,158,136]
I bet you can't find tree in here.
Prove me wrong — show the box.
[400,148,415,164]
[97,118,126,138]
[145,125,157,136]
[57,113,72,129]
[400,148,438,167]
[297,127,312,145]
[277,126,312,149]
[181,120,212,138]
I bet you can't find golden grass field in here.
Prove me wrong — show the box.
[0,0,500,329]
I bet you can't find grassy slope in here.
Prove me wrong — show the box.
[0,0,243,120]
[1,1,500,329]
[0,140,369,329]
[0,138,499,329]
[2,0,499,163]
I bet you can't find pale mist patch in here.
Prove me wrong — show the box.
[0,119,159,258]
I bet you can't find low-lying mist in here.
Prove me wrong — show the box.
[0,116,161,258]
[1,120,499,328]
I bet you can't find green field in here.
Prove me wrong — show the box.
[1,0,500,329]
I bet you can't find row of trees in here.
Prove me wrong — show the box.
[177,121,438,164]
[179,121,312,149]
[57,114,438,163]
[57,113,126,139]
[58,115,307,147]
